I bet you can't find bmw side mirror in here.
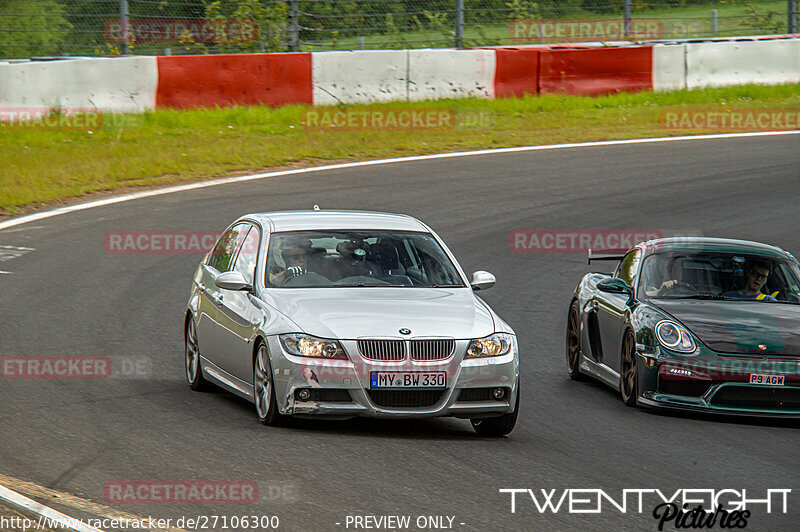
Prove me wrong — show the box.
[470,271,496,291]
[215,271,251,291]
[597,278,632,294]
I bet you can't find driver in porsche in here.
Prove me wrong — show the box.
[656,257,686,295]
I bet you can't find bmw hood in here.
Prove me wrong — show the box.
[653,299,800,355]
[264,287,496,339]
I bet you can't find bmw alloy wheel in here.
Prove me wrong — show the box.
[254,342,284,426]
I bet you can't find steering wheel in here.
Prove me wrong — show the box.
[283,272,332,287]
[658,281,696,296]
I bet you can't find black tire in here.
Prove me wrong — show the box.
[253,341,287,426]
[185,316,212,391]
[565,301,586,381]
[471,385,520,437]
[620,331,638,407]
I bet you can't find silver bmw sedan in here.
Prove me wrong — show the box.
[184,210,519,436]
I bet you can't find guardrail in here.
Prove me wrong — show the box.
[1,0,798,58]
[1,36,799,113]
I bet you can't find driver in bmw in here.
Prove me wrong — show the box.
[269,241,311,286]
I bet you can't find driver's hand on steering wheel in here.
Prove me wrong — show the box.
[285,266,307,278]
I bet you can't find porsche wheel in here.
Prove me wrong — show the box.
[565,302,585,380]
[471,385,519,437]
[254,342,286,426]
[620,331,638,407]
[185,317,211,391]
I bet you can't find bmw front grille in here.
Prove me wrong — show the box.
[357,339,455,361]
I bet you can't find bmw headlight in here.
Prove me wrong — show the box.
[655,320,697,354]
[466,333,514,358]
[279,334,347,359]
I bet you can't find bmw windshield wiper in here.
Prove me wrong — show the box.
[334,283,400,287]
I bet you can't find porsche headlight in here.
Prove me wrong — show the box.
[466,333,514,358]
[279,334,347,359]
[655,320,697,354]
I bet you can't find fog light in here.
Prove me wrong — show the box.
[297,388,311,400]
[667,368,694,377]
[492,387,505,400]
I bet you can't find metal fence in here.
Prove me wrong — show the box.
[0,0,797,59]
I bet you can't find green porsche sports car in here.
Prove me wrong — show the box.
[566,237,800,416]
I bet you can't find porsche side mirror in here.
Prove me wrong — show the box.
[470,271,496,291]
[597,278,632,294]
[215,271,251,291]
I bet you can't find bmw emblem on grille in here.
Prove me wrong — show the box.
[399,328,411,335]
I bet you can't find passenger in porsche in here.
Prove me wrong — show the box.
[722,260,778,301]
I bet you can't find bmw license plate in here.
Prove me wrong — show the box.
[370,371,446,389]
[749,374,785,385]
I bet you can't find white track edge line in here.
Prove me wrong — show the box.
[0,484,105,532]
[1,130,798,233]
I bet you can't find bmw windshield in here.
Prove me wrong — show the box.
[265,230,465,288]
[638,251,800,304]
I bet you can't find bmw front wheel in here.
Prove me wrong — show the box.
[471,385,519,437]
[254,342,286,426]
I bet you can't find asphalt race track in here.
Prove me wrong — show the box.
[1,134,800,531]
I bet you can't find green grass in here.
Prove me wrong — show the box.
[301,1,790,50]
[2,82,799,215]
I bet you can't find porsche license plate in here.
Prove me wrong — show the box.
[749,374,784,385]
[370,371,446,389]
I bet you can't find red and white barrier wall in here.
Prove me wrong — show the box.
[684,39,800,89]
[0,36,798,113]
[0,56,158,113]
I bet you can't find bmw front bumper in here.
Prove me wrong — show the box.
[266,337,519,419]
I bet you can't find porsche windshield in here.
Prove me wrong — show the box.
[638,251,800,304]
[265,230,465,288]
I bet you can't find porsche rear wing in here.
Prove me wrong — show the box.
[587,248,628,265]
